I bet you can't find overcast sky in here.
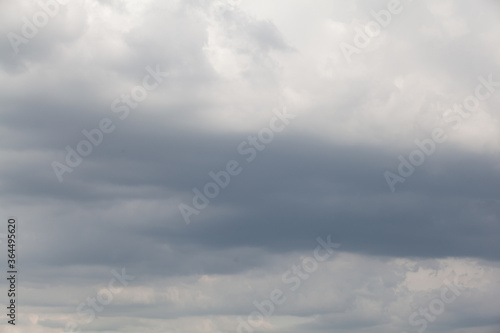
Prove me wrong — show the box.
[1,0,500,332]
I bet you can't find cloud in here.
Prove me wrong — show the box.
[0,0,499,332]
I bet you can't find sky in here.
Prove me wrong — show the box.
[0,0,500,332]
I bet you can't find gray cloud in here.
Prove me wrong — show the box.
[0,0,499,332]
